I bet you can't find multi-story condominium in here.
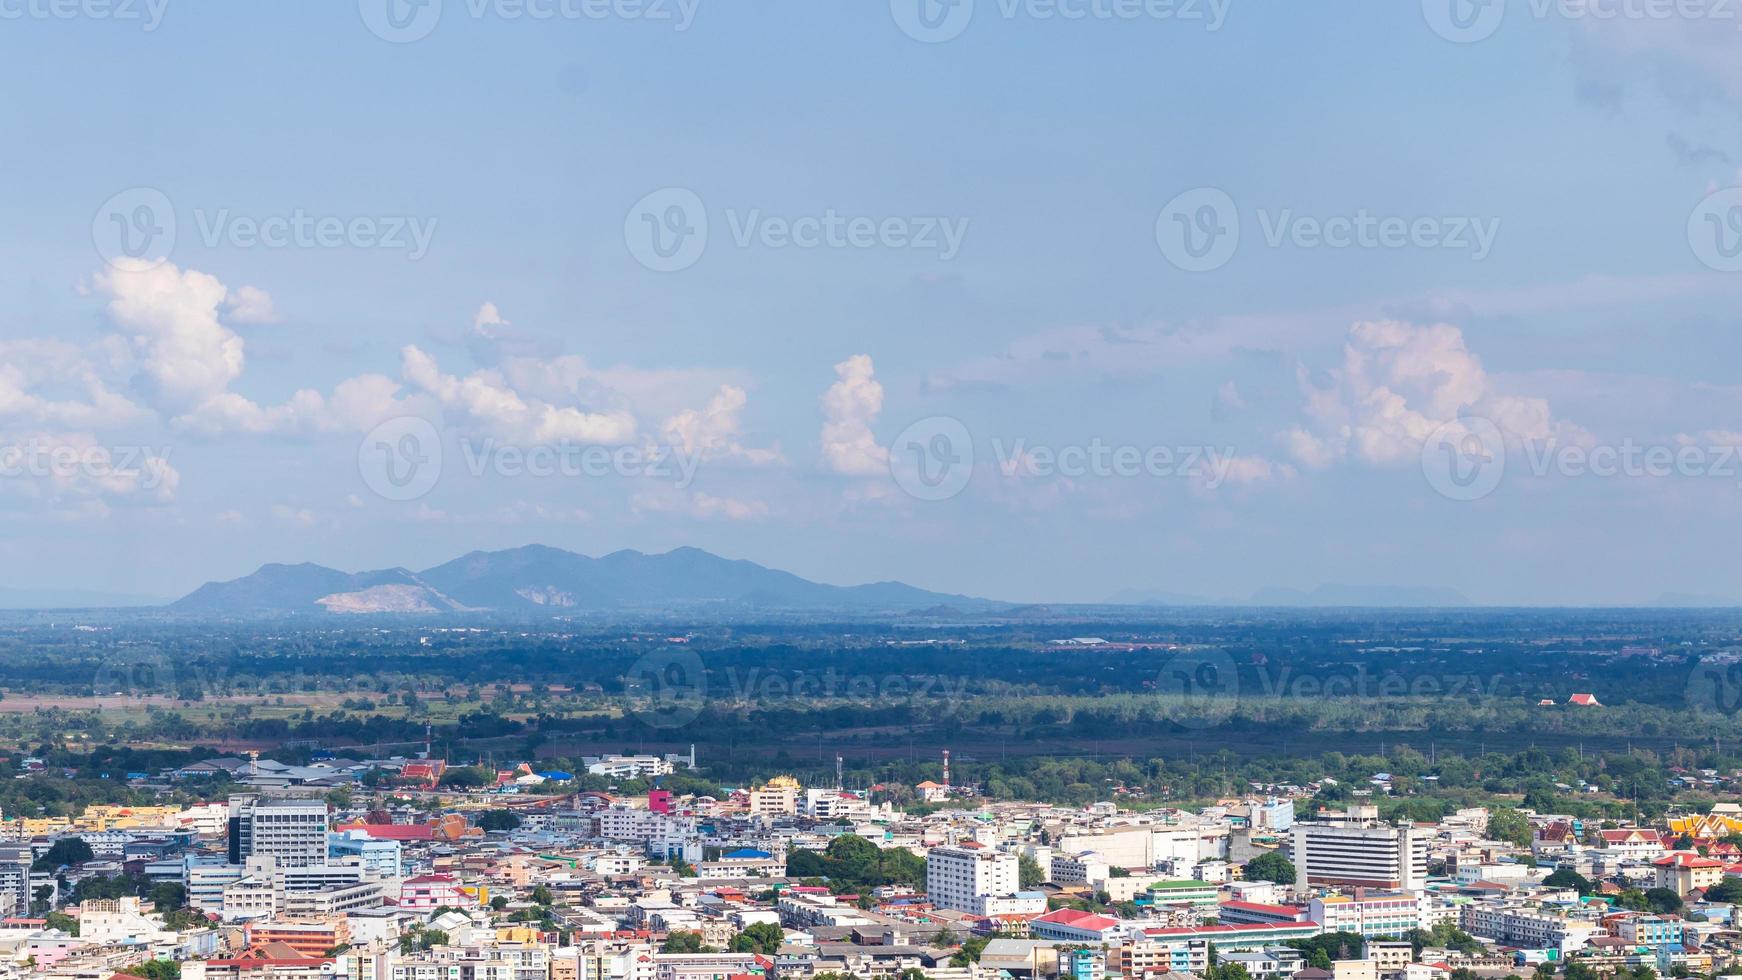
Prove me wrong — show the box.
[596,807,695,843]
[651,953,762,980]
[1460,904,1599,953]
[0,846,33,916]
[748,776,801,817]
[392,945,551,980]
[1613,913,1683,948]
[329,829,403,877]
[1308,891,1427,938]
[185,854,247,912]
[1654,851,1725,896]
[1290,807,1428,890]
[926,843,1020,913]
[1107,938,1210,976]
[227,796,329,868]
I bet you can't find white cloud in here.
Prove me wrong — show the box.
[821,354,888,476]
[1282,320,1579,469]
[94,261,330,434]
[400,345,637,444]
[473,301,509,332]
[661,385,781,465]
[0,340,142,429]
[0,431,179,504]
[224,285,280,325]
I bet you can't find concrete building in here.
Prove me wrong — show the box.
[1290,807,1428,890]
[227,797,329,868]
[926,843,1020,913]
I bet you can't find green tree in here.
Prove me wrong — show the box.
[32,837,93,871]
[477,809,523,832]
[1543,868,1593,895]
[1643,888,1683,915]
[662,931,714,953]
[1488,807,1532,847]
[1243,851,1296,884]
[729,922,784,954]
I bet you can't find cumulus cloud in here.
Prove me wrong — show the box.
[821,354,888,476]
[93,260,336,434]
[0,431,179,504]
[0,340,141,429]
[224,285,280,325]
[400,345,637,444]
[1281,320,1577,469]
[661,385,781,465]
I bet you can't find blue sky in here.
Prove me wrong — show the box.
[4,0,1742,604]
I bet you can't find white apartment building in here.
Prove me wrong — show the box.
[1308,892,1428,938]
[1460,904,1599,953]
[228,797,329,868]
[926,843,1020,913]
[1290,807,1428,890]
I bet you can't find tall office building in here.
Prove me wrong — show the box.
[227,797,329,868]
[926,843,1021,913]
[1290,806,1428,891]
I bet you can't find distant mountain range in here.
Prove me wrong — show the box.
[169,545,988,616]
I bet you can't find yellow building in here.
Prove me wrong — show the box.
[749,775,800,816]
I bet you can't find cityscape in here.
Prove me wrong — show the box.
[9,2,1742,980]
